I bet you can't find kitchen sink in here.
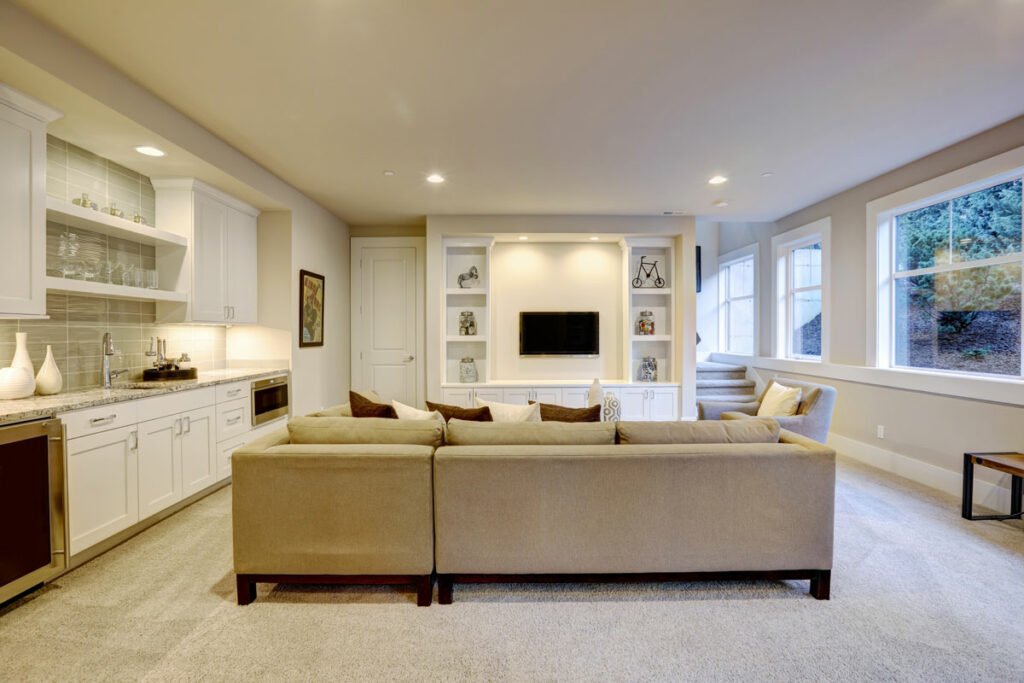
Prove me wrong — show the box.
[141,368,198,382]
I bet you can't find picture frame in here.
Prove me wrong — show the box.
[696,246,702,293]
[299,269,325,347]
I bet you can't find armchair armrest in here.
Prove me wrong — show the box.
[698,400,759,420]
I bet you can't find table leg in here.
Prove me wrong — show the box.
[1012,475,1023,517]
[962,454,974,520]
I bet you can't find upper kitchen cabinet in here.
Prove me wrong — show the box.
[0,85,62,318]
[152,179,259,324]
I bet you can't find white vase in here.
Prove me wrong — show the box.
[35,345,62,395]
[0,366,35,399]
[11,332,35,395]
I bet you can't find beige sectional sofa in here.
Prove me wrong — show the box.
[232,413,835,606]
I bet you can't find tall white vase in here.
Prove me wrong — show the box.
[11,332,36,395]
[35,345,62,395]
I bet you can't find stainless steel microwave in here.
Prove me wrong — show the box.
[252,375,290,426]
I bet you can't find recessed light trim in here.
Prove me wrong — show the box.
[589,236,600,241]
[383,170,396,177]
[426,173,445,184]
[518,236,529,241]
[713,200,729,208]
[761,171,774,178]
[708,175,728,185]
[134,145,165,157]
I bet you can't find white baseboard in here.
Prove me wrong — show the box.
[827,432,1014,513]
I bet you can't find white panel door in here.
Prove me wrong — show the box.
[191,192,228,322]
[226,207,258,323]
[649,388,679,421]
[562,388,589,408]
[358,247,418,404]
[181,405,217,497]
[502,388,531,405]
[533,388,562,405]
[0,104,44,315]
[67,426,139,556]
[137,415,182,519]
[618,388,649,421]
[440,388,474,408]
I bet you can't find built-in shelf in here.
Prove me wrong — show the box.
[46,196,188,248]
[45,276,187,303]
[445,287,488,296]
[446,335,488,342]
[632,335,672,342]
[631,287,672,296]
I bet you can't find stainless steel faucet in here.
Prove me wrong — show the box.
[102,332,129,388]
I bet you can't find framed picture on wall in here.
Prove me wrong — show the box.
[299,269,325,347]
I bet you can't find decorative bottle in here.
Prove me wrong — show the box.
[35,345,63,395]
[12,332,36,395]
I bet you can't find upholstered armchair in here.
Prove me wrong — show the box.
[698,378,837,443]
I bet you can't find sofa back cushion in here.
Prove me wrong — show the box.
[529,401,602,422]
[425,401,493,422]
[446,419,616,446]
[350,391,398,418]
[308,389,383,418]
[287,416,444,447]
[616,418,781,444]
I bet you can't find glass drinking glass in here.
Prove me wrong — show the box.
[145,269,159,290]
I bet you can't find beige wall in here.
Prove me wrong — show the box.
[350,224,425,238]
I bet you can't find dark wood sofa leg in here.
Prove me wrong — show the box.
[810,570,831,600]
[236,575,257,605]
[438,575,454,605]
[416,575,433,606]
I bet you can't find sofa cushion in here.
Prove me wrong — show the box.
[287,416,443,447]
[426,401,493,423]
[616,418,781,444]
[446,419,615,446]
[309,390,382,418]
[391,400,443,421]
[350,391,398,418]
[530,401,602,423]
[757,382,801,417]
[474,397,541,422]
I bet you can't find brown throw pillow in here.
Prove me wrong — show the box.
[425,401,493,422]
[349,390,397,418]
[528,401,601,423]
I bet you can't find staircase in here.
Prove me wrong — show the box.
[696,361,756,403]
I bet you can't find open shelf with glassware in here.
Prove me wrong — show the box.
[442,238,493,385]
[46,196,187,248]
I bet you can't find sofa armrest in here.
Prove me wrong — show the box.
[700,401,759,420]
[232,443,435,575]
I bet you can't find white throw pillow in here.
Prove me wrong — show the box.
[474,397,541,422]
[391,400,443,421]
[756,382,802,417]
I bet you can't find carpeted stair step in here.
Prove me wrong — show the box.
[696,361,747,380]
[696,378,756,397]
[696,394,758,404]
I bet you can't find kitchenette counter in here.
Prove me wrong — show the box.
[0,367,289,426]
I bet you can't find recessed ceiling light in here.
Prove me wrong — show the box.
[761,171,774,178]
[713,200,729,208]
[134,145,165,157]
[426,173,445,184]
[589,236,600,241]
[518,236,529,241]
[708,175,728,185]
[383,170,396,177]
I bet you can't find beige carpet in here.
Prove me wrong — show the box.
[2,455,1023,682]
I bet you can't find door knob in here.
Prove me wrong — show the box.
[404,356,415,362]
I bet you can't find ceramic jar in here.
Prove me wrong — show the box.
[637,311,655,336]
[35,345,62,395]
[458,311,477,336]
[638,357,658,382]
[459,357,478,383]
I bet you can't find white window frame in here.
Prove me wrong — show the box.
[771,217,831,361]
[869,165,1024,378]
[718,244,758,356]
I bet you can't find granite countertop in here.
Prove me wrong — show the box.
[0,368,289,426]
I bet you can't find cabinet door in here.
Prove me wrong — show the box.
[217,437,247,482]
[618,388,649,421]
[473,388,504,404]
[532,388,562,405]
[440,388,473,408]
[648,388,679,421]
[181,405,217,497]
[226,207,258,323]
[0,103,45,316]
[561,388,590,408]
[502,388,531,405]
[191,192,228,322]
[67,426,138,556]
[137,415,182,519]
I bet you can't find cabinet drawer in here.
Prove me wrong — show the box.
[136,387,215,423]
[62,402,139,440]
[216,381,250,404]
[216,397,251,442]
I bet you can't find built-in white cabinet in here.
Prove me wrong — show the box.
[137,415,181,519]
[561,388,590,408]
[439,383,679,420]
[440,388,475,408]
[153,179,259,324]
[67,426,139,556]
[618,386,679,421]
[0,85,61,318]
[180,405,217,496]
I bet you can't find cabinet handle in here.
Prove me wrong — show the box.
[224,306,230,320]
[130,430,138,451]
[227,388,242,397]
[175,418,182,436]
[184,416,192,434]
[231,306,236,319]
[226,416,242,426]
[89,414,117,426]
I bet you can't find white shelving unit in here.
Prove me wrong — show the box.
[46,196,187,248]
[44,277,187,303]
[442,238,493,385]
[623,238,676,384]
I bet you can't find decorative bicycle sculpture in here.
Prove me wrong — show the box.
[632,256,666,288]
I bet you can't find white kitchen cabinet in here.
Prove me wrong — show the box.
[501,388,531,405]
[0,85,61,317]
[67,425,139,556]
[181,405,217,497]
[561,388,590,408]
[218,437,246,482]
[618,388,649,421]
[153,179,259,324]
[473,388,504,403]
[532,388,562,404]
[616,386,679,421]
[502,387,561,404]
[137,415,181,519]
[440,388,474,408]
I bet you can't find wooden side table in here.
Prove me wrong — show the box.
[962,452,1024,521]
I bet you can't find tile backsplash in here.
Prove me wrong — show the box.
[46,135,156,226]
[0,295,226,392]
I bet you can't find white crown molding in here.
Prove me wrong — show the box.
[0,83,63,122]
[151,177,259,216]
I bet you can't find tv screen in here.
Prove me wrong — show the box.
[519,312,599,356]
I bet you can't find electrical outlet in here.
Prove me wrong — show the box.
[876,425,885,439]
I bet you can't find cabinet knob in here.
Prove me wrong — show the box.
[404,356,415,362]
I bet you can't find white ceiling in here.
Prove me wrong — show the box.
[11,0,1024,226]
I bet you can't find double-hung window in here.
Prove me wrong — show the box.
[772,218,830,361]
[718,246,757,355]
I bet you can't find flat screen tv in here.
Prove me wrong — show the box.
[519,312,599,356]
